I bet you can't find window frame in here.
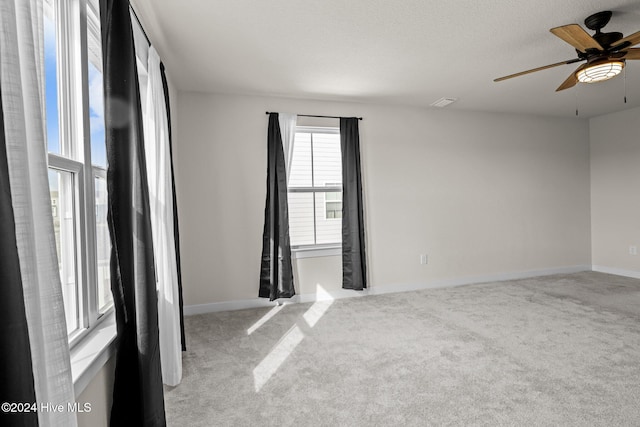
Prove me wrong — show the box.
[48,155,86,341]
[46,0,113,349]
[287,126,343,250]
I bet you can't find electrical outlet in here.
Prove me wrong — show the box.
[630,246,638,256]
[420,254,428,265]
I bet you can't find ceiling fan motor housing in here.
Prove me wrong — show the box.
[593,32,623,49]
[578,12,624,59]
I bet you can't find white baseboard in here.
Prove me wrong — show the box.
[366,264,591,296]
[183,264,591,316]
[184,298,277,315]
[591,265,640,279]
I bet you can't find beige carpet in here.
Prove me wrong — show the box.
[165,272,640,426]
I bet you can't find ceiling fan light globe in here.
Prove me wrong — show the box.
[576,60,624,83]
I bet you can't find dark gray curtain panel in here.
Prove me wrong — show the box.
[0,81,38,427]
[99,0,166,425]
[340,118,367,290]
[160,62,186,351]
[259,113,295,301]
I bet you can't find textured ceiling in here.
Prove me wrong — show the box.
[131,0,640,118]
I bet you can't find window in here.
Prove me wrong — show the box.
[324,183,342,219]
[44,0,112,343]
[287,127,342,247]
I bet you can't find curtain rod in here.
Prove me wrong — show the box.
[265,112,363,120]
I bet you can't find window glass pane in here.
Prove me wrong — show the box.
[326,202,342,218]
[312,132,341,187]
[315,192,341,244]
[44,2,60,155]
[88,62,106,167]
[87,5,106,168]
[95,177,112,312]
[49,169,79,334]
[288,132,312,187]
[288,192,315,246]
[325,190,340,201]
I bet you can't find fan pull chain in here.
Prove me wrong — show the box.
[624,65,627,104]
[575,87,579,116]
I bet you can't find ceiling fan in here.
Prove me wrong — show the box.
[494,11,640,91]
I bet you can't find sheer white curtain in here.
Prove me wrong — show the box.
[278,113,297,182]
[0,0,76,425]
[142,46,182,386]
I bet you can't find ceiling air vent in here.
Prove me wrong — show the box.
[430,97,457,108]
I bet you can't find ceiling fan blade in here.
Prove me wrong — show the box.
[494,58,582,82]
[550,24,603,52]
[611,31,640,48]
[556,64,587,92]
[621,48,640,59]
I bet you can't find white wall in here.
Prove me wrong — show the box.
[590,106,640,274]
[76,357,115,427]
[176,92,592,305]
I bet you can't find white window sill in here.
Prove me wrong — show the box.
[71,312,117,398]
[292,246,341,259]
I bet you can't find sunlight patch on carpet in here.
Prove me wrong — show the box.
[303,285,334,327]
[253,284,335,391]
[253,325,305,391]
[247,305,284,335]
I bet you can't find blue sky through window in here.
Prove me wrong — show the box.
[44,15,59,154]
[88,62,106,167]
